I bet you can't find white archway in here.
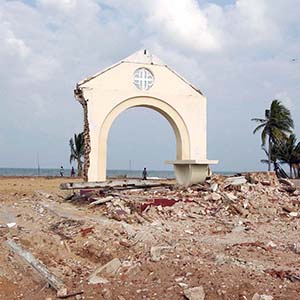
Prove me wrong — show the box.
[75,49,218,185]
[98,96,190,181]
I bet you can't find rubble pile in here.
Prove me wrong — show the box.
[0,174,300,299]
[71,172,300,224]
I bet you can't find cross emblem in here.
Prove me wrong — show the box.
[134,68,154,90]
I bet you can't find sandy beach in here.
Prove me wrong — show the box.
[0,174,300,299]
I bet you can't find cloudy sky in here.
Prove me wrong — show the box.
[0,0,299,172]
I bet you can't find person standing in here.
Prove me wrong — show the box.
[142,167,148,180]
[71,166,75,177]
[60,166,64,177]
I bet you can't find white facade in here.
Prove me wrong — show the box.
[75,50,218,185]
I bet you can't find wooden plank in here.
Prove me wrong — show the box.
[88,196,114,207]
[60,179,170,190]
[5,239,67,297]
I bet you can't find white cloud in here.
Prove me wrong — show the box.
[145,0,220,52]
[0,0,299,170]
[38,0,77,10]
[5,29,31,58]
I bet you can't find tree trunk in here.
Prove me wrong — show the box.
[77,159,83,177]
[289,164,293,179]
[293,164,297,178]
[268,136,272,172]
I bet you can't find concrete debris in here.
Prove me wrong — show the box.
[224,176,247,186]
[88,275,109,285]
[211,192,221,201]
[89,258,121,281]
[289,212,298,217]
[266,241,277,248]
[1,173,300,299]
[6,222,16,228]
[252,293,273,300]
[184,286,205,300]
[222,192,237,202]
[5,239,67,297]
[210,183,218,192]
[293,242,300,254]
[150,246,172,262]
[88,196,114,206]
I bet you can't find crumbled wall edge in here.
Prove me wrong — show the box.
[74,85,90,182]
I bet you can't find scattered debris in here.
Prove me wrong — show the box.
[184,286,205,300]
[265,269,300,282]
[60,179,171,191]
[88,196,114,206]
[150,246,172,262]
[252,293,273,300]
[1,173,300,299]
[5,239,68,297]
[225,176,247,186]
[293,242,300,254]
[88,258,121,284]
[80,226,94,237]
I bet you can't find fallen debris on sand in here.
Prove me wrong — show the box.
[0,173,300,299]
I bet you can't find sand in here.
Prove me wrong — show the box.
[0,175,300,300]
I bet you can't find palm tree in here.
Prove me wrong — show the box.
[252,100,294,171]
[69,132,85,177]
[275,134,300,178]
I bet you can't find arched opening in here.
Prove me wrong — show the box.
[96,96,190,181]
[107,107,176,177]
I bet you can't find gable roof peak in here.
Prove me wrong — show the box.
[122,49,166,66]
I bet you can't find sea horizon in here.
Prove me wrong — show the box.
[0,167,236,178]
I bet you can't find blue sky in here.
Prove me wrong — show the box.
[0,0,299,172]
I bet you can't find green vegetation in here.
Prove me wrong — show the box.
[252,100,300,178]
[69,132,85,177]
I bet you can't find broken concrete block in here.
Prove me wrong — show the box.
[211,192,221,201]
[223,192,237,202]
[150,246,171,262]
[56,287,68,298]
[88,258,121,284]
[88,276,109,285]
[178,282,189,288]
[150,246,163,262]
[289,212,298,217]
[266,241,277,248]
[210,183,218,192]
[89,196,114,206]
[252,293,273,300]
[225,176,247,186]
[232,225,246,233]
[294,242,300,254]
[184,286,205,300]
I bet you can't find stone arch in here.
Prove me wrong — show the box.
[97,96,191,181]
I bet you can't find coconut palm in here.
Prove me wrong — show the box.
[275,134,300,178]
[260,146,277,168]
[69,132,85,177]
[252,100,294,171]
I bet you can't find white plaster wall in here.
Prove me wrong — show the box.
[79,62,207,182]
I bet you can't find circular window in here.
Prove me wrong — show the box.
[133,68,154,90]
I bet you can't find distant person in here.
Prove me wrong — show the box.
[71,167,75,177]
[60,166,64,177]
[142,167,148,180]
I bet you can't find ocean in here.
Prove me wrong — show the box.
[0,168,174,178]
[0,168,235,178]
